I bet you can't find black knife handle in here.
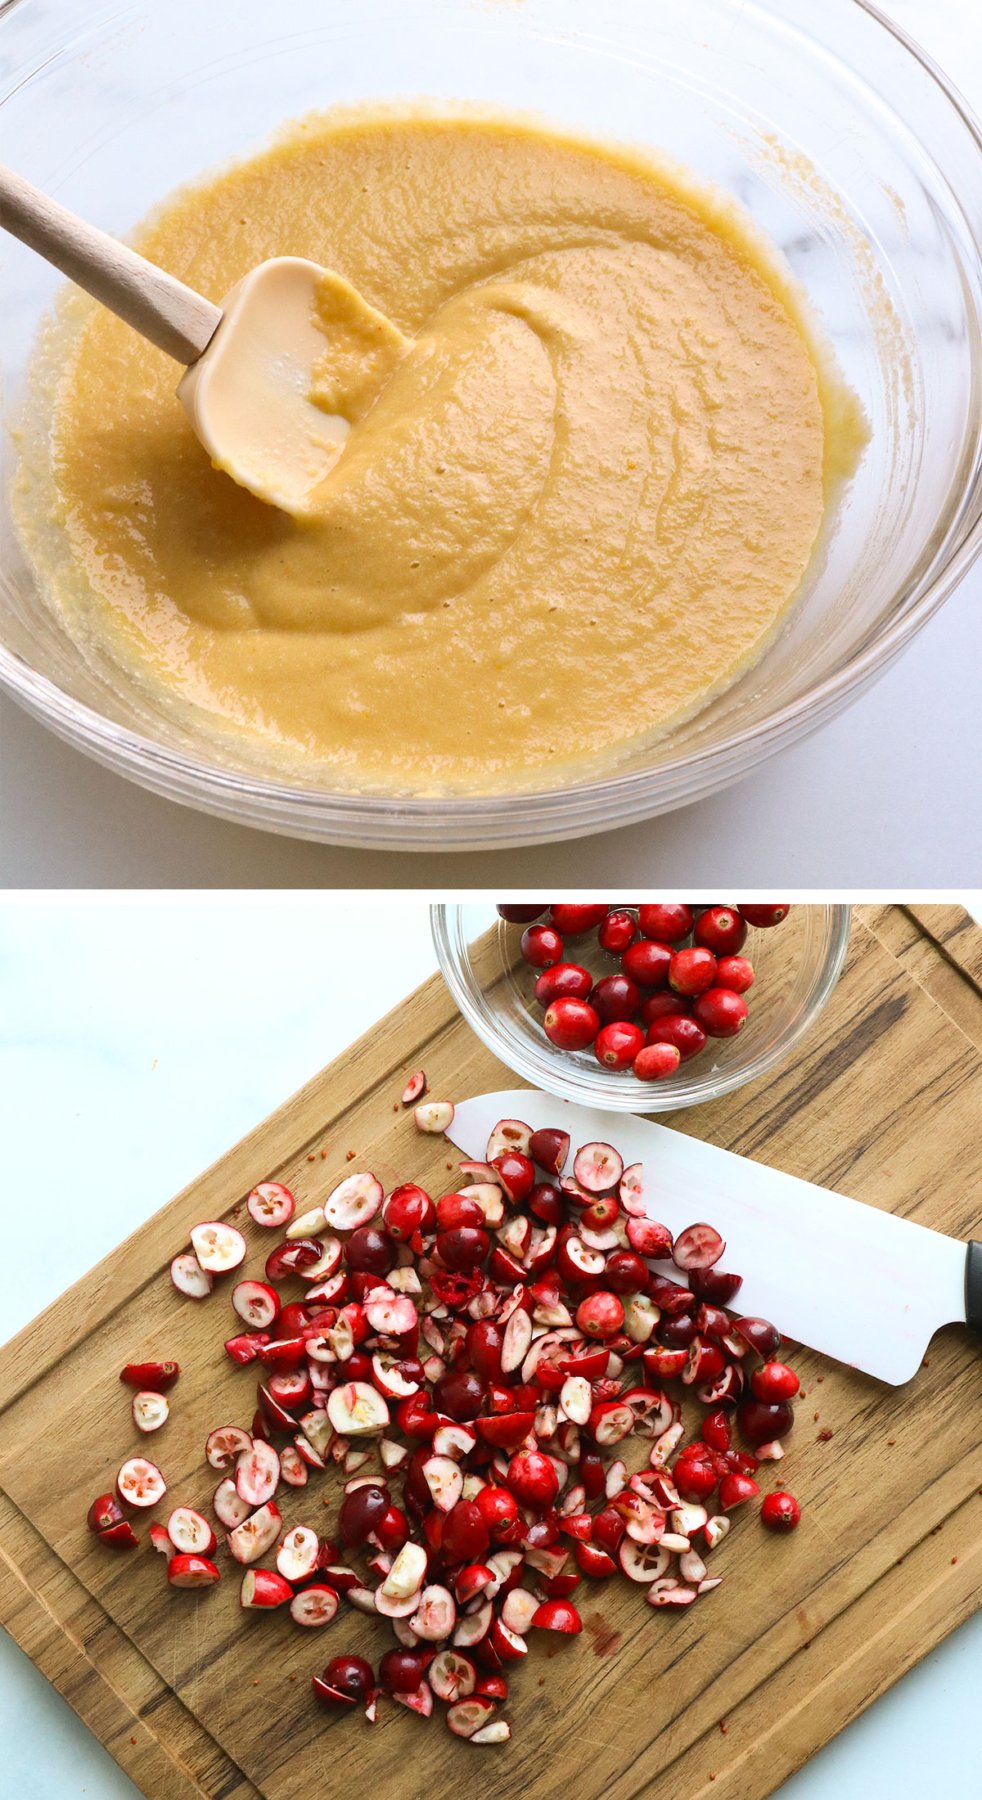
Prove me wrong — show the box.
[967,1241,982,1334]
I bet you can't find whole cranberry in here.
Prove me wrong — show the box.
[441,1499,490,1563]
[694,906,747,956]
[603,1249,648,1294]
[497,904,548,923]
[582,1194,618,1230]
[716,955,755,994]
[378,1648,432,1693]
[622,939,671,990]
[345,1226,395,1275]
[436,1192,486,1232]
[436,1226,490,1271]
[320,1655,374,1701]
[534,962,594,1006]
[669,945,718,996]
[466,1318,504,1381]
[750,1361,800,1403]
[594,1020,645,1069]
[739,905,790,928]
[598,909,637,954]
[521,923,565,969]
[645,1014,707,1062]
[575,1291,625,1339]
[590,973,641,1024]
[633,1043,681,1082]
[673,1454,718,1503]
[383,1183,436,1240]
[528,1181,565,1226]
[433,1367,486,1421]
[738,1398,795,1446]
[549,904,608,935]
[476,1485,520,1534]
[761,1491,801,1531]
[639,994,689,1034]
[506,1449,559,1510]
[692,987,749,1038]
[543,997,600,1051]
[637,904,694,943]
[338,1483,390,1547]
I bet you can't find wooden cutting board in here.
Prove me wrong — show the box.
[1,904,980,1800]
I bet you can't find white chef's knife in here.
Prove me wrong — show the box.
[447,1090,981,1386]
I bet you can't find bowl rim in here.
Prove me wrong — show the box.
[2,0,982,841]
[430,902,853,1112]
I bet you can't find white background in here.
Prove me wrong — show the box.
[0,897,978,1796]
[1,0,981,888]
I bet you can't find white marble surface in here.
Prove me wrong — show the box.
[1,0,981,888]
[0,897,978,1795]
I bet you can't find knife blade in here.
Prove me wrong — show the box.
[447,1089,980,1386]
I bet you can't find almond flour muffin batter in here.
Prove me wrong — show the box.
[17,110,867,793]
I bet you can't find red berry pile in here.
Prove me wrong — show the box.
[85,1095,801,1747]
[498,904,791,1080]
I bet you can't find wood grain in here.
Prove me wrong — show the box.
[1,906,980,1800]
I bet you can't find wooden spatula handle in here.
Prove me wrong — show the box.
[0,163,222,365]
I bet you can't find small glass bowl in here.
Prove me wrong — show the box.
[432,904,850,1112]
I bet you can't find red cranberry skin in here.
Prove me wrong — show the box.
[528,1182,565,1226]
[669,946,718,996]
[621,939,672,990]
[534,962,594,1006]
[383,1183,436,1240]
[528,1127,570,1176]
[497,904,548,924]
[436,1193,486,1233]
[575,1291,625,1339]
[694,906,748,956]
[673,1455,718,1503]
[338,1483,391,1547]
[645,1014,707,1062]
[761,1491,801,1531]
[590,973,641,1024]
[739,905,790,928]
[433,1367,487,1421]
[322,1654,374,1701]
[521,923,565,969]
[549,904,609,935]
[690,1266,744,1306]
[640,989,691,1026]
[716,955,755,994]
[543,997,600,1051]
[658,1312,699,1349]
[345,1226,396,1275]
[594,1020,646,1069]
[750,1361,800,1403]
[637,904,694,943]
[598,909,637,954]
[491,1150,535,1205]
[603,1250,649,1294]
[734,1316,782,1358]
[378,1648,432,1693]
[738,1399,795,1446]
[633,1043,681,1082]
[506,1449,559,1510]
[476,1485,520,1534]
[374,1505,410,1553]
[692,987,749,1038]
[466,1319,504,1381]
[436,1226,490,1272]
[441,1499,491,1562]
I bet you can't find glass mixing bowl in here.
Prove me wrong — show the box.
[2,0,981,850]
[432,903,851,1111]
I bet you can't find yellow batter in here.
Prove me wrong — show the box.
[18,110,867,793]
